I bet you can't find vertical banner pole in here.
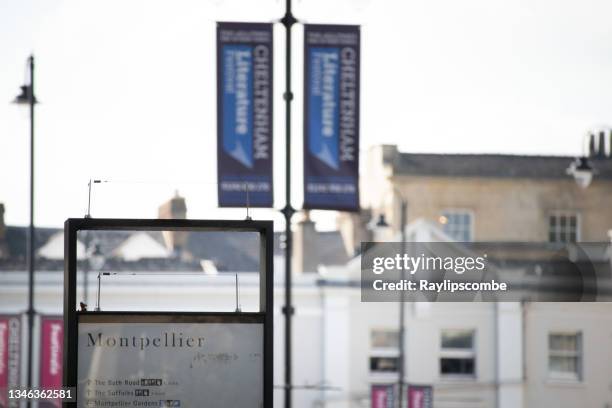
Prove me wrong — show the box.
[27,55,36,402]
[281,1,296,407]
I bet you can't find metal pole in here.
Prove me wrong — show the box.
[96,272,102,311]
[398,200,407,408]
[83,232,90,304]
[26,54,36,397]
[281,1,297,407]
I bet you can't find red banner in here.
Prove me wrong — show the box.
[40,317,63,408]
[0,317,8,408]
[371,384,394,408]
[407,385,433,408]
[0,315,21,408]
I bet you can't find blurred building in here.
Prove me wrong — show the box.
[339,135,612,253]
[0,194,352,408]
[1,139,612,407]
[330,140,612,408]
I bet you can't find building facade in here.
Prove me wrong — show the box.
[2,140,612,407]
[339,143,612,252]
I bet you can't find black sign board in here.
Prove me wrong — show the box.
[63,218,273,407]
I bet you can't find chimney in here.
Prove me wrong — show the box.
[292,211,318,274]
[380,144,400,166]
[158,191,187,219]
[158,192,188,255]
[337,209,372,257]
[598,131,606,158]
[0,204,8,259]
[588,133,596,157]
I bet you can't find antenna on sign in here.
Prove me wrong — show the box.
[86,179,103,218]
[235,273,242,312]
[95,272,102,311]
[245,183,252,221]
[86,179,92,218]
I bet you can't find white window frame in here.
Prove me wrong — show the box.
[440,329,477,379]
[548,331,582,382]
[548,211,581,243]
[440,209,475,242]
[370,328,400,351]
[369,356,400,375]
[369,328,400,379]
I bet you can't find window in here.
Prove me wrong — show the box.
[440,210,473,242]
[548,212,579,243]
[370,357,400,373]
[369,329,399,375]
[440,329,476,377]
[548,332,582,381]
[371,329,399,349]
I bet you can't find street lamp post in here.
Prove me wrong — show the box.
[89,243,105,311]
[13,54,38,393]
[280,1,297,407]
[374,194,408,408]
[83,232,91,305]
[397,200,407,408]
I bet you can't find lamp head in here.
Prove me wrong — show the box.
[567,157,594,189]
[89,243,105,271]
[13,85,37,105]
[375,214,390,228]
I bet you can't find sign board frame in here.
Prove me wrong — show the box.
[63,218,273,407]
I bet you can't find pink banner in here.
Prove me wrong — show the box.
[371,384,394,408]
[0,316,20,408]
[0,317,8,408]
[407,385,433,408]
[40,317,63,408]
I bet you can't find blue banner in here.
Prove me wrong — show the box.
[304,24,360,211]
[217,22,273,207]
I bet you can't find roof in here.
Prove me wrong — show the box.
[112,232,170,260]
[185,231,260,272]
[311,231,351,266]
[394,153,612,180]
[0,225,348,272]
[37,231,86,260]
[272,229,350,268]
[5,226,58,259]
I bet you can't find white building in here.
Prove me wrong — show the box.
[2,218,611,408]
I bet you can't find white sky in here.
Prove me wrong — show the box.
[1,0,611,229]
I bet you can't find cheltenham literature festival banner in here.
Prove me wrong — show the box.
[217,22,274,207]
[303,24,360,211]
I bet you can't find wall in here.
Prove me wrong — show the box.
[3,270,612,408]
[524,303,612,408]
[359,145,612,243]
[390,176,612,242]
[348,299,499,408]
